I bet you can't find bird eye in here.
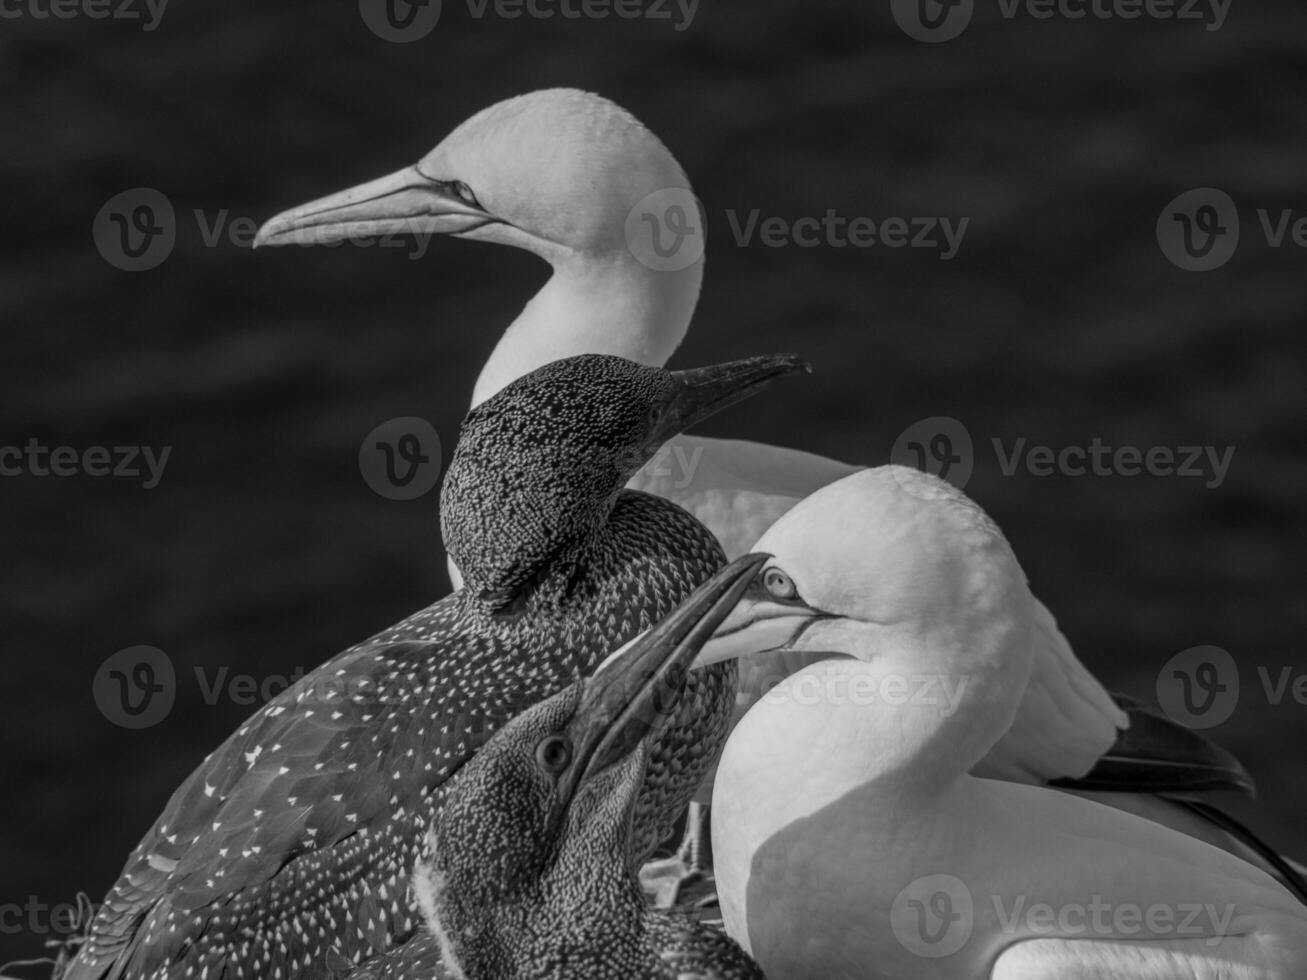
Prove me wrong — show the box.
[451,180,479,207]
[535,735,572,774]
[762,567,798,600]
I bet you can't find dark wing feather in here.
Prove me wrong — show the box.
[340,933,451,980]
[1050,693,1256,796]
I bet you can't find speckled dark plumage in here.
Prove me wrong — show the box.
[63,354,794,980]
[380,588,767,980]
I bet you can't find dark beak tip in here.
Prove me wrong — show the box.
[776,352,812,373]
[738,352,811,380]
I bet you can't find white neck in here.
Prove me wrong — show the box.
[470,251,702,407]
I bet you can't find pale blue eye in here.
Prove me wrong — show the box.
[763,567,797,600]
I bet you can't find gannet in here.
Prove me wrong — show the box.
[250,87,1253,884]
[61,352,804,980]
[250,84,857,680]
[352,555,769,980]
[702,466,1307,979]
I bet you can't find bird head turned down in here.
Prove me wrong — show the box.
[411,555,767,977]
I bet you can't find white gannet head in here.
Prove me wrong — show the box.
[698,466,1038,779]
[254,89,703,403]
[696,466,1035,682]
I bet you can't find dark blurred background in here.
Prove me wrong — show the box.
[4,0,1307,963]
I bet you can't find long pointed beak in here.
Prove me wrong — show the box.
[569,553,769,786]
[651,354,811,447]
[692,576,831,668]
[252,165,496,248]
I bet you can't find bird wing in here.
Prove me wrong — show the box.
[974,598,1252,797]
[968,779,1307,979]
[67,627,519,980]
[974,597,1127,785]
[626,435,862,561]
[339,932,452,980]
[990,935,1302,980]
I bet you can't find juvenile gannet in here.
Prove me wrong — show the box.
[353,555,769,980]
[61,352,803,980]
[251,88,1253,884]
[702,466,1307,979]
